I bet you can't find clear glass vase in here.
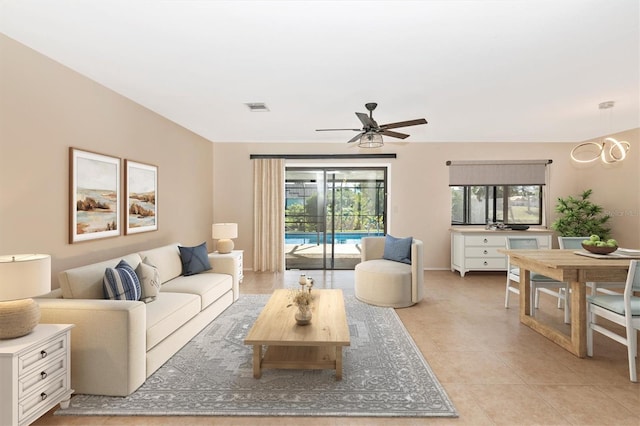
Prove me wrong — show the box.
[295,305,312,325]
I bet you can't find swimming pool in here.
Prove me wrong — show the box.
[285,232,384,245]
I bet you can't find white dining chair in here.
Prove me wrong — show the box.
[505,236,570,323]
[558,236,625,295]
[587,259,640,382]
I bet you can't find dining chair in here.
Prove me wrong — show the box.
[505,236,570,323]
[558,236,625,295]
[587,259,640,382]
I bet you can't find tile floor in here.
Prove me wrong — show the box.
[35,270,639,425]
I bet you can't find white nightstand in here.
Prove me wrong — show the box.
[210,250,244,283]
[0,324,74,426]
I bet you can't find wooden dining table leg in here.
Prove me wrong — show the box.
[570,280,587,357]
[519,268,531,318]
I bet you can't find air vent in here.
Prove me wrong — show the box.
[245,102,270,112]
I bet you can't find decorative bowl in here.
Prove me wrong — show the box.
[581,243,618,255]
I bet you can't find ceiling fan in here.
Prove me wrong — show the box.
[316,102,428,147]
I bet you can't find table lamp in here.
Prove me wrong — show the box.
[212,223,238,254]
[0,254,51,339]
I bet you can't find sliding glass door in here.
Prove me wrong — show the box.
[284,167,387,270]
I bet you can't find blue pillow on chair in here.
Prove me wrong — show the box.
[383,234,413,264]
[103,259,142,301]
[179,242,212,276]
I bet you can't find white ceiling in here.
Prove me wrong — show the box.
[1,0,639,144]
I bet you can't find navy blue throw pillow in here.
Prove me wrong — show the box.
[179,242,212,276]
[382,234,413,264]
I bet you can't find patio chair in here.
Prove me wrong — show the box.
[587,259,640,382]
[558,236,625,295]
[505,236,570,323]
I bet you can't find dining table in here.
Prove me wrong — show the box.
[498,248,632,357]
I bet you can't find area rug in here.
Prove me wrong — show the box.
[56,294,457,418]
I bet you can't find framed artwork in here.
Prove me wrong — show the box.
[125,160,158,234]
[69,148,121,243]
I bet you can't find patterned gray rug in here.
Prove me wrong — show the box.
[56,294,457,418]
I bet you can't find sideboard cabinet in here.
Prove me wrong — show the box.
[450,227,554,277]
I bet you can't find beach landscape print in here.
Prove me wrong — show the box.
[70,148,121,243]
[125,160,157,234]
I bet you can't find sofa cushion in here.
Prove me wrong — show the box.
[138,243,184,285]
[59,253,142,299]
[145,292,201,350]
[136,257,160,303]
[178,242,212,276]
[103,260,141,301]
[161,272,232,310]
[383,234,413,264]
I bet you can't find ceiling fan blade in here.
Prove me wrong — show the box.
[347,132,365,143]
[380,118,427,130]
[316,128,361,132]
[381,130,410,139]
[355,112,375,128]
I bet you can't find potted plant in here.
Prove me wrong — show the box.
[550,189,611,239]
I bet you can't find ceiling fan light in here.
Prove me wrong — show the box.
[358,132,383,148]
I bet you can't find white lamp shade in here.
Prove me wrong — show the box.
[0,254,51,301]
[212,223,238,240]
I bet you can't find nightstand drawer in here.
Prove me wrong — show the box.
[18,333,67,376]
[19,353,67,397]
[19,373,68,423]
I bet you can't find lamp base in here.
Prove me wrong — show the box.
[0,298,40,339]
[217,239,234,254]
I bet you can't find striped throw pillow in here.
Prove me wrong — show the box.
[103,259,141,301]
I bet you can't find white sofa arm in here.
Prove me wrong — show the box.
[208,254,240,301]
[36,298,147,396]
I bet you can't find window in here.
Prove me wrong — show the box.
[451,185,542,225]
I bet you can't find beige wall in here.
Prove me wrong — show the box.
[213,129,639,270]
[2,34,638,282]
[0,35,214,287]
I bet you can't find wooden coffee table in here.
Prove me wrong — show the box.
[244,289,351,380]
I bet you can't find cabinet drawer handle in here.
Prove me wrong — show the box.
[483,238,488,243]
[483,250,488,254]
[41,392,47,401]
[41,371,48,380]
[40,350,47,359]
[483,261,488,266]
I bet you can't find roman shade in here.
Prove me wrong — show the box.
[446,160,551,186]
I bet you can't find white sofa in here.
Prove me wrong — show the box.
[354,236,424,308]
[35,243,239,396]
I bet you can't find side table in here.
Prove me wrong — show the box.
[210,250,243,284]
[0,323,74,426]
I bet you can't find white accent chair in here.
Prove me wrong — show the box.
[558,236,625,295]
[505,236,571,323]
[354,237,424,308]
[587,259,640,382]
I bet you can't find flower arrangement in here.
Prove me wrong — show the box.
[290,288,312,308]
[288,274,314,311]
[289,274,314,308]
